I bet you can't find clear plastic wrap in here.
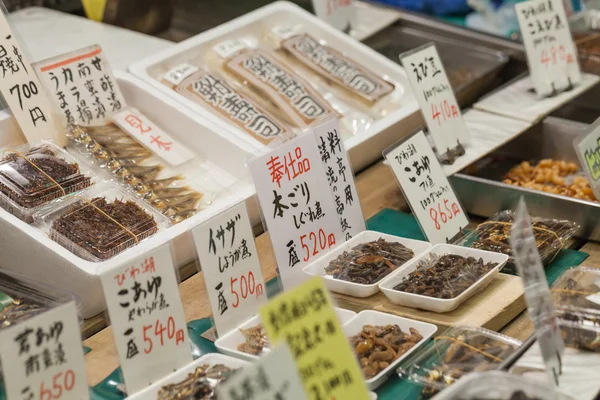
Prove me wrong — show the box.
[575,33,600,75]
[452,210,580,271]
[0,141,94,223]
[398,326,522,399]
[551,266,600,352]
[35,182,168,262]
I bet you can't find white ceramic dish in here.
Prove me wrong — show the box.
[378,244,509,313]
[344,310,437,390]
[215,307,357,361]
[302,231,432,298]
[126,353,248,399]
[128,1,420,172]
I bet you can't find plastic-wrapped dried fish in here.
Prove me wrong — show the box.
[157,364,236,400]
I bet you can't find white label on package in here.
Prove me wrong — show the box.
[0,302,90,400]
[111,108,195,167]
[213,39,248,59]
[312,0,353,31]
[510,199,565,386]
[248,130,343,289]
[163,63,199,86]
[100,244,192,393]
[34,44,127,126]
[217,344,307,400]
[575,117,600,200]
[400,44,469,156]
[192,202,267,336]
[515,0,581,97]
[271,26,298,40]
[0,12,65,145]
[313,118,365,241]
[384,131,469,244]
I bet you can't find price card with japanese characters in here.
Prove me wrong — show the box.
[33,44,127,126]
[100,244,191,393]
[0,12,64,145]
[248,131,343,290]
[399,44,469,159]
[259,277,370,400]
[575,117,600,200]
[192,202,267,336]
[314,118,365,241]
[217,344,306,400]
[510,199,564,386]
[384,130,468,244]
[311,0,353,31]
[0,301,90,400]
[515,0,581,97]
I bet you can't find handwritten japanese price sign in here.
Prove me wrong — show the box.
[510,199,564,386]
[314,118,365,241]
[248,131,342,289]
[0,12,64,145]
[575,117,600,200]
[100,244,191,393]
[192,202,267,336]
[515,0,581,97]
[400,44,468,159]
[33,44,127,126]
[217,344,307,400]
[311,0,353,31]
[111,108,195,167]
[259,277,370,400]
[384,130,468,244]
[0,301,90,400]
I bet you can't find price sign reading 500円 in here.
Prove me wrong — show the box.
[515,0,581,97]
[384,130,469,244]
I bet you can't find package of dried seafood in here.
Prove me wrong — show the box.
[398,326,521,399]
[35,182,168,262]
[0,141,94,223]
[452,210,580,271]
[156,363,237,400]
[237,323,269,357]
[551,266,600,352]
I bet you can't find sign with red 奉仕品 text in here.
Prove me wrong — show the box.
[100,244,192,394]
[384,130,469,244]
[248,130,343,290]
[192,202,267,336]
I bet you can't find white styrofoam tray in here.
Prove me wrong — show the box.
[344,310,437,390]
[378,244,509,313]
[302,231,432,298]
[215,307,357,361]
[126,352,249,399]
[0,72,261,318]
[128,1,421,172]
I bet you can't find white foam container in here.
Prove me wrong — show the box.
[128,1,421,173]
[302,231,432,298]
[126,352,249,400]
[344,310,437,390]
[378,244,509,313]
[0,72,262,319]
[215,307,357,361]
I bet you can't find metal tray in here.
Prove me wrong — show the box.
[363,24,510,106]
[450,116,600,241]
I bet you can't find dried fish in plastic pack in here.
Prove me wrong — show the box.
[237,323,269,356]
[157,364,237,400]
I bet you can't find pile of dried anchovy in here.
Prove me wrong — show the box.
[157,364,235,400]
[350,324,422,379]
[393,254,497,299]
[325,238,415,285]
[237,324,269,356]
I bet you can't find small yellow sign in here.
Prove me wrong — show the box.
[260,276,370,400]
[82,0,107,22]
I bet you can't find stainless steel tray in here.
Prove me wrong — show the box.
[450,117,600,240]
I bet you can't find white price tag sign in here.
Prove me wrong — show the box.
[510,199,565,386]
[575,117,600,200]
[313,118,365,241]
[515,0,581,97]
[111,108,195,167]
[217,344,306,400]
[0,12,64,145]
[248,130,343,289]
[192,202,267,336]
[162,63,199,86]
[383,131,469,244]
[213,39,249,59]
[0,301,90,400]
[400,44,469,158]
[311,0,353,31]
[34,45,127,126]
[100,244,192,393]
